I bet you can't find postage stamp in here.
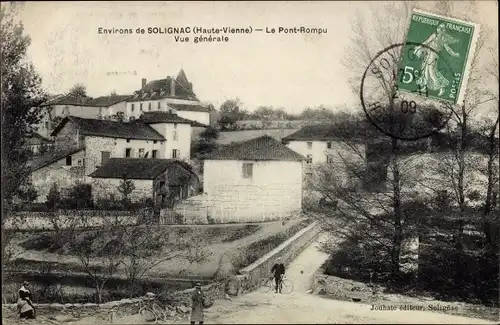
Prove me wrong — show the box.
[397,9,481,105]
[360,43,454,141]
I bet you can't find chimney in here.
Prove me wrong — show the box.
[170,77,176,96]
[141,78,147,89]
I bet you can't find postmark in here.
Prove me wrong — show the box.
[360,42,455,141]
[397,9,481,105]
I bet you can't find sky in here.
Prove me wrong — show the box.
[14,1,499,115]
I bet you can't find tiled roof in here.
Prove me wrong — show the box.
[167,103,211,113]
[136,112,207,127]
[89,158,197,182]
[203,135,305,161]
[84,95,132,107]
[25,132,53,145]
[41,95,93,107]
[282,124,366,142]
[30,146,84,172]
[51,116,165,141]
[127,75,199,102]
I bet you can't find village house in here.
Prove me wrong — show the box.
[126,69,212,127]
[37,94,131,138]
[174,135,305,223]
[89,158,199,205]
[29,146,86,201]
[282,124,366,176]
[30,112,201,202]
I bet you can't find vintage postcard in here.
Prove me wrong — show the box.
[1,1,498,325]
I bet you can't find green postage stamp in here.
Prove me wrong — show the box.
[397,9,480,105]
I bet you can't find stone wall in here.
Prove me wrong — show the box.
[4,211,137,230]
[225,221,320,296]
[2,282,224,322]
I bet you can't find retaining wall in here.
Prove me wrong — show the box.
[2,282,224,321]
[4,211,137,231]
[225,221,321,296]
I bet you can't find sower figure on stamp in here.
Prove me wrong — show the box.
[190,283,205,325]
[414,23,460,96]
[271,257,285,293]
[17,281,36,320]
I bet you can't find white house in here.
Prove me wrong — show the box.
[90,158,199,205]
[282,124,366,176]
[37,95,131,138]
[175,135,306,223]
[126,69,212,126]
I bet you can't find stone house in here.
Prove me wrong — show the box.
[126,69,212,127]
[175,135,306,223]
[89,158,199,205]
[36,94,131,138]
[29,146,86,202]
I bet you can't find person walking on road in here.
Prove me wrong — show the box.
[271,257,285,293]
[190,283,205,325]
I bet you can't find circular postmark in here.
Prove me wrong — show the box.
[360,42,455,141]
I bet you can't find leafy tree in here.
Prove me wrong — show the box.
[118,177,135,207]
[219,98,241,114]
[68,83,87,98]
[46,182,61,211]
[1,4,46,212]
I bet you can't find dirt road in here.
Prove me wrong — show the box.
[71,233,496,324]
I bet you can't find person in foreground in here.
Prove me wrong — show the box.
[191,283,205,324]
[17,281,36,319]
[271,258,285,293]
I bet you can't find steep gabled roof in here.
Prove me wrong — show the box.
[135,112,207,127]
[29,146,84,172]
[51,116,165,141]
[84,95,132,107]
[128,70,199,102]
[204,135,305,161]
[89,158,197,182]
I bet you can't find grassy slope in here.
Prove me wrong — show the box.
[9,219,311,279]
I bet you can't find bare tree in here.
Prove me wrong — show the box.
[118,227,212,289]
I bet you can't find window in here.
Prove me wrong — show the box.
[139,103,143,111]
[327,142,332,149]
[307,142,313,149]
[242,163,253,178]
[138,148,145,158]
[173,131,178,141]
[173,123,178,129]
[172,149,178,159]
[101,151,111,164]
[152,150,158,158]
[125,148,132,157]
[126,139,131,143]
[131,104,135,112]
[65,155,72,166]
[148,102,151,111]
[44,121,49,129]
[306,154,313,164]
[326,155,334,165]
[157,102,161,110]
[77,159,83,166]
[153,140,157,144]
